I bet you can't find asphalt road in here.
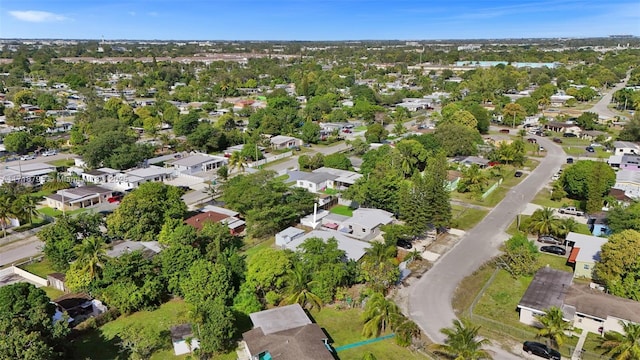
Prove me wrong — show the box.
[265,141,351,172]
[408,136,565,358]
[588,73,630,119]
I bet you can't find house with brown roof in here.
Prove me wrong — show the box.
[517,267,640,335]
[241,304,334,360]
[45,185,113,211]
[544,121,582,135]
[184,209,245,235]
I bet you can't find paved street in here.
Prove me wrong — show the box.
[0,237,44,267]
[588,72,630,119]
[408,136,565,359]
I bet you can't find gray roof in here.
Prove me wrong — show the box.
[565,232,608,263]
[242,323,333,360]
[249,304,311,335]
[518,267,573,312]
[344,208,394,230]
[277,226,306,239]
[613,141,640,150]
[107,240,161,258]
[170,324,194,342]
[286,229,370,261]
[170,154,225,167]
[299,172,338,184]
[565,284,640,323]
[270,135,300,145]
[616,169,640,184]
[313,167,362,184]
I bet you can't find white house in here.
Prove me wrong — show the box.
[280,229,370,262]
[269,135,303,150]
[0,162,56,185]
[612,141,640,156]
[612,169,640,199]
[168,153,227,175]
[340,208,395,240]
[296,172,338,193]
[45,185,113,211]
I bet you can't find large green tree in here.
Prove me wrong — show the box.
[593,230,640,300]
[496,233,540,278]
[107,182,187,242]
[561,161,615,200]
[607,202,640,233]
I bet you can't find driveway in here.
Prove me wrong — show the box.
[407,136,566,359]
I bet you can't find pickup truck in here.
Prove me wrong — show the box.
[559,207,584,216]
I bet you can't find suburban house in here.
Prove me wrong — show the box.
[168,153,227,175]
[517,267,640,335]
[184,208,246,235]
[446,170,462,192]
[106,240,162,258]
[170,324,200,356]
[619,154,640,171]
[0,162,56,185]
[612,169,640,199]
[612,141,640,156]
[277,228,370,262]
[565,232,609,279]
[340,208,395,241]
[45,185,113,211]
[587,213,612,237]
[269,135,303,150]
[113,166,174,190]
[241,304,334,360]
[81,167,121,184]
[52,293,108,324]
[603,188,634,210]
[294,167,362,194]
[313,167,362,191]
[544,122,582,134]
[459,156,490,169]
[550,94,575,106]
[580,130,609,142]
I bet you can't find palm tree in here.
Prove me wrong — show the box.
[361,353,377,360]
[430,318,493,359]
[556,217,579,239]
[599,321,640,360]
[74,236,108,280]
[362,292,401,338]
[18,195,40,225]
[536,306,573,348]
[0,196,16,237]
[527,207,560,236]
[281,264,323,311]
[394,319,421,347]
[364,241,397,263]
[538,97,550,111]
[228,151,247,173]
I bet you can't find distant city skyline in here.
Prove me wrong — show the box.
[1,0,639,40]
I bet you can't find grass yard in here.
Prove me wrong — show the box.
[47,159,75,167]
[450,205,488,231]
[505,215,531,236]
[531,189,576,208]
[581,332,605,354]
[42,286,65,300]
[21,258,55,278]
[243,237,275,260]
[330,205,354,217]
[70,299,215,360]
[311,307,429,360]
[354,125,368,131]
[38,207,88,218]
[452,263,495,316]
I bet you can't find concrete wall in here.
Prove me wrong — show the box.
[573,313,604,334]
[518,307,541,327]
[0,266,48,287]
[173,339,200,356]
[574,260,595,279]
[603,316,626,334]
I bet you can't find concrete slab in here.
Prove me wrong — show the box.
[422,251,441,262]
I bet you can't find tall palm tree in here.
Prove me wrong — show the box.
[362,292,401,338]
[228,151,247,173]
[556,217,579,239]
[0,196,17,237]
[281,264,323,311]
[394,319,421,347]
[527,207,560,236]
[430,318,493,360]
[536,306,573,348]
[74,236,108,280]
[599,321,640,360]
[18,195,40,225]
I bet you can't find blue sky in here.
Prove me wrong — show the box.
[1,0,639,40]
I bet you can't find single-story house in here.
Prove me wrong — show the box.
[544,122,582,135]
[281,229,370,262]
[446,170,462,192]
[81,168,121,184]
[0,162,56,185]
[269,135,303,150]
[241,304,334,360]
[106,240,162,258]
[518,267,640,335]
[184,210,245,235]
[313,167,362,190]
[565,232,609,279]
[459,156,490,169]
[619,155,640,171]
[45,185,113,211]
[550,94,575,105]
[170,324,200,356]
[52,293,107,324]
[586,213,611,237]
[114,166,174,190]
[275,227,306,248]
[612,169,640,199]
[612,141,640,156]
[296,172,338,194]
[340,208,394,241]
[604,188,634,210]
[168,153,227,175]
[580,130,609,142]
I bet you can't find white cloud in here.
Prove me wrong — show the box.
[9,10,67,22]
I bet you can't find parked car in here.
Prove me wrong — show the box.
[559,207,584,216]
[499,129,510,134]
[540,245,567,256]
[19,154,36,161]
[563,132,578,138]
[107,195,122,203]
[552,137,563,144]
[538,235,563,245]
[514,171,523,177]
[41,149,58,156]
[566,157,574,164]
[527,138,537,143]
[539,146,545,151]
[586,146,595,153]
[397,239,412,249]
[523,341,561,360]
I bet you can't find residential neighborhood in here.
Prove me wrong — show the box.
[1,24,640,360]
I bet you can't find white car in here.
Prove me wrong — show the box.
[41,150,57,156]
[19,154,36,161]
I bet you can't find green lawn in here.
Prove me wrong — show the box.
[47,159,75,167]
[42,286,65,300]
[31,188,56,198]
[450,206,488,231]
[21,258,56,278]
[330,205,354,217]
[71,299,212,360]
[243,237,275,260]
[354,125,368,131]
[311,307,429,360]
[581,332,605,354]
[39,207,87,218]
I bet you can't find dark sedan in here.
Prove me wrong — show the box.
[514,171,523,177]
[397,239,412,249]
[540,245,566,256]
[523,341,561,360]
[537,235,563,245]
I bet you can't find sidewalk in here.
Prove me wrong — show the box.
[571,331,588,360]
